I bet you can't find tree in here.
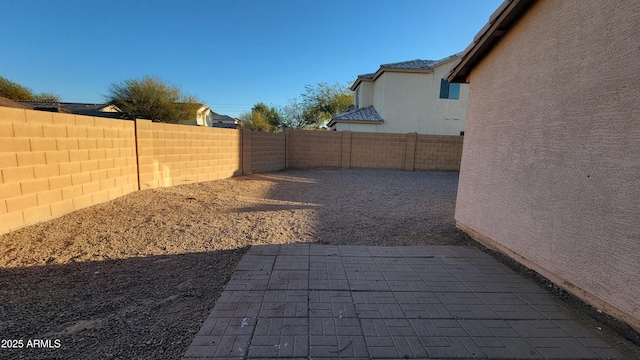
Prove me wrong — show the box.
[0,75,61,102]
[300,82,354,128]
[279,98,310,129]
[240,102,281,132]
[104,76,201,124]
[32,92,61,102]
[0,76,32,100]
[239,111,271,132]
[252,102,281,129]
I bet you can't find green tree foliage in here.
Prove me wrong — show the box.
[105,76,201,124]
[279,98,309,129]
[300,82,353,128]
[240,102,281,132]
[32,92,61,102]
[0,76,32,100]
[0,75,61,102]
[252,102,281,129]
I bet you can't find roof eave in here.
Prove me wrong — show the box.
[328,119,383,126]
[373,67,433,80]
[351,77,369,91]
[447,0,536,83]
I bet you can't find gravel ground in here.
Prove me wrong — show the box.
[0,169,637,359]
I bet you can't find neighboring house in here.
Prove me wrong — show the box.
[19,101,240,128]
[0,96,34,109]
[194,106,240,129]
[10,99,241,128]
[448,0,640,331]
[328,54,468,135]
[20,101,122,118]
[195,106,212,126]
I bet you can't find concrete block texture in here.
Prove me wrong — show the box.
[1,110,461,234]
[250,131,285,174]
[284,130,462,172]
[135,120,242,190]
[0,110,139,233]
[286,130,342,169]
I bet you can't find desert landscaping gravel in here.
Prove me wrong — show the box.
[0,169,638,359]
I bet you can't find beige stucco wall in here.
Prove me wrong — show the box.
[373,73,386,118]
[380,65,467,135]
[332,122,383,132]
[455,0,640,329]
[348,61,468,135]
[357,81,374,108]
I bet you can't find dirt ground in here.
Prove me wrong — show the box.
[0,170,638,359]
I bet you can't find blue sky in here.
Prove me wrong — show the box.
[0,0,502,117]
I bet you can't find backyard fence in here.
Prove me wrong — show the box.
[0,106,463,234]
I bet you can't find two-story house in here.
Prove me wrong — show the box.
[328,54,468,135]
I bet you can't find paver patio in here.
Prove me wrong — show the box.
[183,244,624,359]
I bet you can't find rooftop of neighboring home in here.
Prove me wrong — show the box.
[327,106,383,127]
[352,53,461,90]
[18,101,123,118]
[211,112,237,123]
[0,96,33,109]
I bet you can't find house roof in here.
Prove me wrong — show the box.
[327,106,383,127]
[357,73,376,80]
[19,101,124,118]
[0,97,34,109]
[352,54,461,90]
[447,0,536,83]
[381,59,439,70]
[211,112,237,123]
[212,122,240,129]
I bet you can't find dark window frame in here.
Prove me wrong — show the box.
[439,79,460,100]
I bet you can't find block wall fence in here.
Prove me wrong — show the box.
[0,107,463,234]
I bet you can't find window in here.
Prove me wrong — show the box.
[355,88,360,108]
[439,79,460,100]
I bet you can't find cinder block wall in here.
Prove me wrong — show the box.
[249,130,285,173]
[286,130,463,171]
[285,130,463,172]
[415,135,464,171]
[350,132,407,170]
[0,107,138,234]
[286,130,342,169]
[136,120,242,190]
[1,109,463,235]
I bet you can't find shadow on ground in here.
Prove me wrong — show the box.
[238,170,464,246]
[0,249,247,360]
[0,170,638,359]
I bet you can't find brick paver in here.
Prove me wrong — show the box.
[183,244,625,359]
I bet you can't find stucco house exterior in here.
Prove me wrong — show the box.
[328,55,468,135]
[194,106,240,128]
[448,0,640,331]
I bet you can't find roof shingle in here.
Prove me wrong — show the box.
[331,106,383,122]
[380,59,438,69]
[357,72,376,79]
[351,53,461,90]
